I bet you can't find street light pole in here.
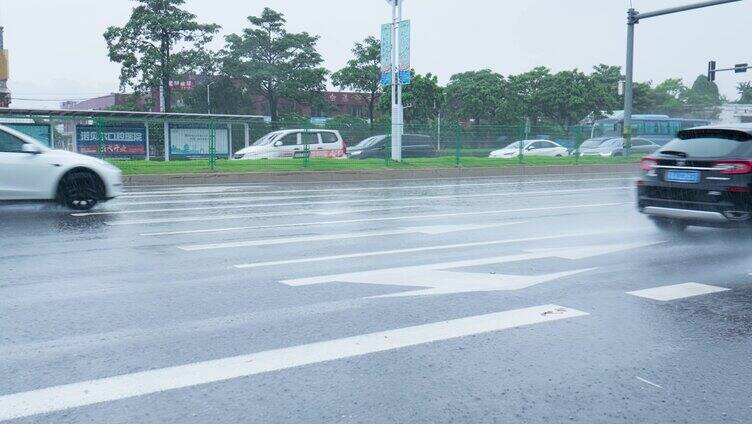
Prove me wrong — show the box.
[623,9,637,159]
[389,0,403,162]
[207,81,216,115]
[622,0,742,159]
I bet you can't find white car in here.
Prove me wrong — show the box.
[0,124,123,210]
[234,129,346,160]
[489,139,569,158]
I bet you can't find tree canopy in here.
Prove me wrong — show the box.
[222,8,327,122]
[332,37,382,125]
[104,0,220,112]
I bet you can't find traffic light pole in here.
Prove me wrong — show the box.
[708,62,750,81]
[622,0,742,158]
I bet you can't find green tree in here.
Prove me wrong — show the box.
[536,69,599,129]
[507,67,551,124]
[588,64,623,115]
[331,37,381,125]
[104,0,220,113]
[223,8,328,122]
[738,82,752,104]
[444,70,506,125]
[684,75,723,119]
[377,71,444,124]
[685,75,723,106]
[178,77,252,115]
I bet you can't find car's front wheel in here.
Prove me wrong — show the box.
[58,170,104,211]
[652,217,687,233]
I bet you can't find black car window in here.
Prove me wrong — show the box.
[279,133,299,146]
[403,136,430,147]
[0,130,25,152]
[529,141,545,149]
[632,139,649,147]
[321,132,339,144]
[301,132,319,146]
[660,136,749,158]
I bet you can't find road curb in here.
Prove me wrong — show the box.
[123,164,639,186]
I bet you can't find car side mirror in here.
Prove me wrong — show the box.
[525,146,534,151]
[273,140,283,147]
[22,144,42,154]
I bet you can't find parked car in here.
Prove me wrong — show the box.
[234,129,346,160]
[489,139,568,158]
[637,124,752,231]
[578,137,659,157]
[0,124,123,210]
[571,137,614,156]
[347,134,436,159]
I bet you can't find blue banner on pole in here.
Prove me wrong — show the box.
[398,20,411,85]
[380,23,393,87]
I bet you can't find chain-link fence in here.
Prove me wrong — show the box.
[3,110,673,174]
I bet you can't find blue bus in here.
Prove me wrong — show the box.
[591,115,710,145]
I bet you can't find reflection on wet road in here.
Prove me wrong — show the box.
[2,172,752,423]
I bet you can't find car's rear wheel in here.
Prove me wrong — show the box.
[652,217,687,233]
[58,170,103,211]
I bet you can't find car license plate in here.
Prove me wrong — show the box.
[665,170,700,183]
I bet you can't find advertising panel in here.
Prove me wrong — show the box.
[76,125,146,158]
[170,125,229,158]
[7,123,51,147]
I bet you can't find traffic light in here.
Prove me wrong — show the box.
[708,61,717,82]
[735,63,749,74]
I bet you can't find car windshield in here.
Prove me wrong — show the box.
[353,136,384,149]
[504,141,524,149]
[580,138,611,148]
[252,133,282,146]
[660,136,749,158]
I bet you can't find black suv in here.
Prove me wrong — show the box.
[637,124,752,231]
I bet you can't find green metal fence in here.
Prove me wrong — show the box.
[0,109,647,174]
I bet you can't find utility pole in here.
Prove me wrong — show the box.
[623,0,742,158]
[207,81,215,114]
[389,0,404,162]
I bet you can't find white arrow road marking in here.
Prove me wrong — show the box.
[627,283,730,301]
[282,242,659,297]
[0,304,587,422]
[177,223,523,251]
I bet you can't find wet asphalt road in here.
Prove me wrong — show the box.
[2,172,752,423]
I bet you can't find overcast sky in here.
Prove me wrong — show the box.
[2,0,749,109]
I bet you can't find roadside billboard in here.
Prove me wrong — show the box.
[6,123,51,147]
[76,125,147,158]
[169,125,229,158]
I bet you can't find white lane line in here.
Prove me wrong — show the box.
[234,230,639,269]
[635,376,663,389]
[123,171,635,190]
[116,194,362,206]
[75,186,630,217]
[143,202,630,236]
[178,223,521,251]
[119,177,629,199]
[110,206,415,226]
[627,283,730,301]
[0,304,588,422]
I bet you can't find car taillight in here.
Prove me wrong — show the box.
[640,158,657,171]
[712,160,752,175]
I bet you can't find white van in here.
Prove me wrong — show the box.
[233,129,346,160]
